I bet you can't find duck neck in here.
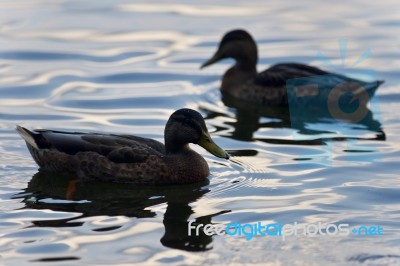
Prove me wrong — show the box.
[164,143,209,183]
[235,42,258,73]
[165,141,188,155]
[221,63,257,94]
[164,121,191,155]
[235,57,257,73]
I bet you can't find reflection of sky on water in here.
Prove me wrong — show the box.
[0,0,399,265]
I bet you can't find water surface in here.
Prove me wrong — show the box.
[1,0,400,265]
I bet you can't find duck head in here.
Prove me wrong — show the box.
[164,108,229,159]
[200,29,258,71]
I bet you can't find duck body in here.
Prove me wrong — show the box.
[17,109,229,185]
[201,30,384,106]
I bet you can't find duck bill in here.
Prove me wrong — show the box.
[200,52,223,69]
[198,131,229,159]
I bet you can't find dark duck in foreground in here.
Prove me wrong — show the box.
[201,29,384,107]
[17,108,229,185]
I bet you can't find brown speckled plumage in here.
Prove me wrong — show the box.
[17,108,229,185]
[201,29,384,106]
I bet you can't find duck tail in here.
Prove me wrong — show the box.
[16,125,39,150]
[362,79,384,98]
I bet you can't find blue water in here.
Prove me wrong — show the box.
[1,0,400,265]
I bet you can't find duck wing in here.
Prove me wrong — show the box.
[254,63,331,87]
[254,63,383,100]
[17,127,165,164]
[111,134,165,154]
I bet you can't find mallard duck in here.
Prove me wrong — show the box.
[201,29,384,106]
[16,108,229,185]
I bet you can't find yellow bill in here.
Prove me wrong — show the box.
[197,131,229,159]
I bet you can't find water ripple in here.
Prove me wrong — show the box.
[0,0,399,265]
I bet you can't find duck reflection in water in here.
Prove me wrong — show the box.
[201,29,385,144]
[204,93,385,145]
[13,171,230,251]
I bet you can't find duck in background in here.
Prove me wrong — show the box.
[200,29,384,107]
[200,29,385,144]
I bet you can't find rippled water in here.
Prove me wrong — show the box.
[1,0,400,265]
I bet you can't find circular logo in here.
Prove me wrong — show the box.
[327,82,370,123]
